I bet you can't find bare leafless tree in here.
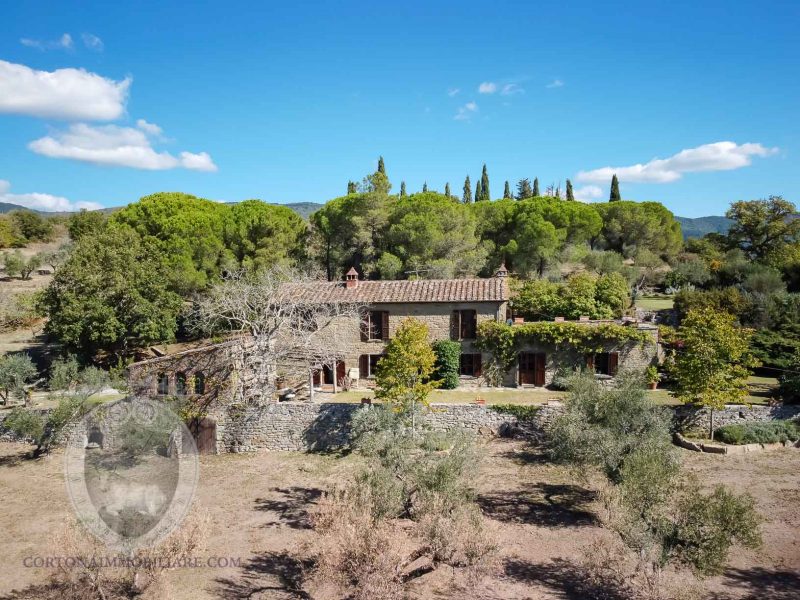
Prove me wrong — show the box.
[192,268,363,403]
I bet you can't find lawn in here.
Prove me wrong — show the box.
[327,375,779,407]
[636,295,674,310]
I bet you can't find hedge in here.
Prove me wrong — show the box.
[715,420,800,445]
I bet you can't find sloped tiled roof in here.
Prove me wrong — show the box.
[280,277,509,304]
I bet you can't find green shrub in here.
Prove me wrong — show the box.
[489,403,541,421]
[432,339,460,390]
[715,420,800,445]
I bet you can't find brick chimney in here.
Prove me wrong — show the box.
[345,267,359,289]
[495,262,509,278]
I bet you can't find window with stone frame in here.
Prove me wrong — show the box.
[459,353,482,377]
[194,371,206,394]
[359,353,385,378]
[175,372,188,396]
[587,352,619,376]
[157,372,170,395]
[451,309,478,340]
[361,310,389,341]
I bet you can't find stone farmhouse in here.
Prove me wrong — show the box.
[127,267,659,452]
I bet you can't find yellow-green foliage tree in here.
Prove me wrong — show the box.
[375,318,439,428]
[669,309,759,438]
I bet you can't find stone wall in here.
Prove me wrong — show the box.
[673,403,800,433]
[5,398,800,453]
[219,401,532,452]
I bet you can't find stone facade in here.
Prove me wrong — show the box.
[317,300,506,388]
[502,327,659,387]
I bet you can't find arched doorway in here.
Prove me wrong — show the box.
[87,426,104,449]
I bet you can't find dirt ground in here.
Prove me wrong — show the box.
[0,438,798,600]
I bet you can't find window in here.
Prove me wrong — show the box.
[452,310,477,340]
[459,353,482,377]
[588,352,619,376]
[157,372,169,395]
[175,372,187,396]
[194,372,205,395]
[359,354,385,378]
[361,310,389,341]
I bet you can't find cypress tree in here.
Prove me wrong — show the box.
[532,177,540,197]
[445,182,451,198]
[480,164,490,201]
[463,176,472,203]
[516,178,532,200]
[609,174,621,201]
[503,181,512,199]
[347,180,357,194]
[566,179,574,201]
[475,179,482,202]
[378,156,386,175]
[422,181,428,192]
[400,181,407,196]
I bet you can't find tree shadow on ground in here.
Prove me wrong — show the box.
[0,450,33,468]
[478,482,598,527]
[503,557,631,600]
[214,551,312,599]
[254,486,322,529]
[707,567,800,600]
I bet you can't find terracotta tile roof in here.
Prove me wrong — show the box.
[280,277,509,304]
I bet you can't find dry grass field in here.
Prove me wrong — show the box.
[0,437,798,599]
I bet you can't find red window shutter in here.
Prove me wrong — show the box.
[475,354,482,378]
[359,355,368,378]
[585,354,595,371]
[609,352,619,376]
[381,311,390,340]
[451,311,461,340]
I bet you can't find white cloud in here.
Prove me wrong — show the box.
[576,141,779,184]
[454,101,478,121]
[447,87,460,97]
[0,179,102,212]
[178,151,217,172]
[20,33,73,51]
[546,79,564,89]
[136,118,163,136]
[28,123,218,172]
[572,185,604,202]
[81,33,104,52]
[0,60,130,120]
[478,82,497,94]
[501,83,524,95]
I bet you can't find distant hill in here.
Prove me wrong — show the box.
[272,202,323,219]
[0,201,30,214]
[675,215,732,239]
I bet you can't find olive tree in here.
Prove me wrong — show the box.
[550,371,761,592]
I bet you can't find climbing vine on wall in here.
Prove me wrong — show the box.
[475,321,654,375]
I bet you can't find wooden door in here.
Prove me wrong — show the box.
[534,353,546,386]
[187,418,217,455]
[519,352,546,386]
[336,361,346,385]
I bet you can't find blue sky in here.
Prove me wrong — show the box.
[0,1,797,217]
